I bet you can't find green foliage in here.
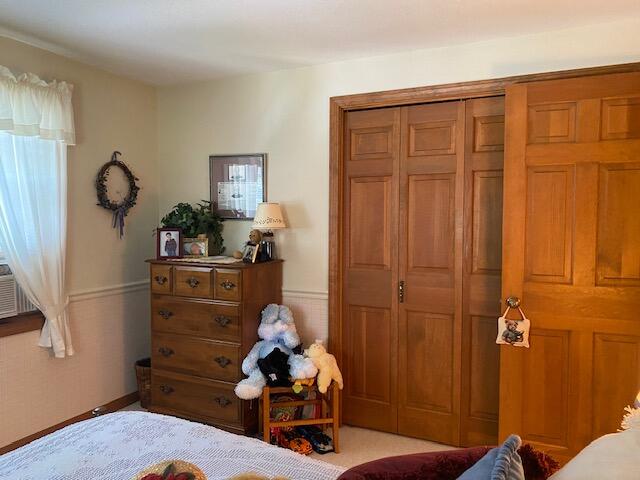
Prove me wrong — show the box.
[161,200,225,255]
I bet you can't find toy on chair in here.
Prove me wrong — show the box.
[304,340,344,394]
[234,304,300,400]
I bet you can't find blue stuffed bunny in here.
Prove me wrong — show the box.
[234,304,301,400]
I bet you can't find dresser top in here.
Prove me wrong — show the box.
[147,258,283,268]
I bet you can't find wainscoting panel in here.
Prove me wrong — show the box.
[0,282,150,448]
[282,290,328,346]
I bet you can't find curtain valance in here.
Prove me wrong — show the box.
[0,65,75,145]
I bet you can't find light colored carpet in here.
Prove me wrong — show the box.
[120,402,453,469]
[309,425,454,468]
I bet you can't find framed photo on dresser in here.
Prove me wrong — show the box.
[210,153,266,219]
[156,227,183,259]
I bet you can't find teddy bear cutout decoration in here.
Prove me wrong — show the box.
[304,340,344,394]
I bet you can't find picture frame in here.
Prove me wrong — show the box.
[157,227,183,259]
[241,243,261,263]
[183,237,209,257]
[210,153,267,219]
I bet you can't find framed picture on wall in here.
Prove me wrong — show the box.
[209,153,267,219]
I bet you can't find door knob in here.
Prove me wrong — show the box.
[506,296,521,308]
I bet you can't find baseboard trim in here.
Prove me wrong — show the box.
[0,391,139,455]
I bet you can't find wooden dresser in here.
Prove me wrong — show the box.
[147,258,282,435]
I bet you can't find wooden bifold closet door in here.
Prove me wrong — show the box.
[500,71,640,462]
[342,97,504,446]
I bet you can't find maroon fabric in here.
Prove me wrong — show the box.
[518,444,560,480]
[337,444,559,480]
[337,447,492,480]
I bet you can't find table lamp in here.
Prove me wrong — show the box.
[252,202,287,260]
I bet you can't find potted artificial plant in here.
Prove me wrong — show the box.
[160,200,224,255]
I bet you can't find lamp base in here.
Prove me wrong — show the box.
[259,231,277,260]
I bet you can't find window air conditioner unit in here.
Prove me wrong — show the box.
[0,274,18,319]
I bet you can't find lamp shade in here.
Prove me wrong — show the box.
[252,202,287,229]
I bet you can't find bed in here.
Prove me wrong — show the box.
[0,411,346,480]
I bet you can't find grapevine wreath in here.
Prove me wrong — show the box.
[96,151,140,238]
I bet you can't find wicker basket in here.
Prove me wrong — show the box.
[135,358,151,409]
[133,460,206,480]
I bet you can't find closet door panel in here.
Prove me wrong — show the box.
[342,108,400,433]
[398,101,463,445]
[501,72,640,462]
[461,97,504,446]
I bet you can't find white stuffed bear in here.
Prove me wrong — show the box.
[305,340,344,394]
[234,304,300,400]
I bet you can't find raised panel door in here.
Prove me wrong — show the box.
[461,97,504,446]
[398,101,463,445]
[501,72,640,462]
[342,107,400,432]
[342,98,504,445]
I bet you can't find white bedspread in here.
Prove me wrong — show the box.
[0,411,346,480]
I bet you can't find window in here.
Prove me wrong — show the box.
[0,66,74,355]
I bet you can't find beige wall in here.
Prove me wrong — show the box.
[0,36,157,447]
[157,18,640,296]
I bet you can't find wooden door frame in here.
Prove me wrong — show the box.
[328,61,640,373]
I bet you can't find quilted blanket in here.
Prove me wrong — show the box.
[0,411,345,480]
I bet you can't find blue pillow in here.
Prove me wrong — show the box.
[457,434,524,479]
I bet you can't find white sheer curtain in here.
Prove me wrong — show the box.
[0,65,75,357]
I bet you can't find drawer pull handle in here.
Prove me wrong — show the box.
[158,346,174,357]
[159,385,174,394]
[158,309,173,320]
[186,277,200,288]
[215,316,231,327]
[220,280,236,291]
[214,356,231,368]
[214,396,232,407]
[154,275,168,285]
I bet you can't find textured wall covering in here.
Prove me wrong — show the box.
[0,285,149,447]
[282,290,328,346]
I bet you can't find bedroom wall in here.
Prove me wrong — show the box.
[156,18,640,344]
[0,36,157,447]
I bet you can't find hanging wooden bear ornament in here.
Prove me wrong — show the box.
[496,298,531,348]
[96,151,140,238]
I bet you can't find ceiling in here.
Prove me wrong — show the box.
[1,0,639,85]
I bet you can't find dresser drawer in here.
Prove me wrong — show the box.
[214,268,242,301]
[152,370,241,424]
[150,264,172,294]
[151,296,241,342]
[152,333,240,382]
[174,266,213,298]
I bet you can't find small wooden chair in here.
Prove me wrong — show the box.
[261,381,340,453]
